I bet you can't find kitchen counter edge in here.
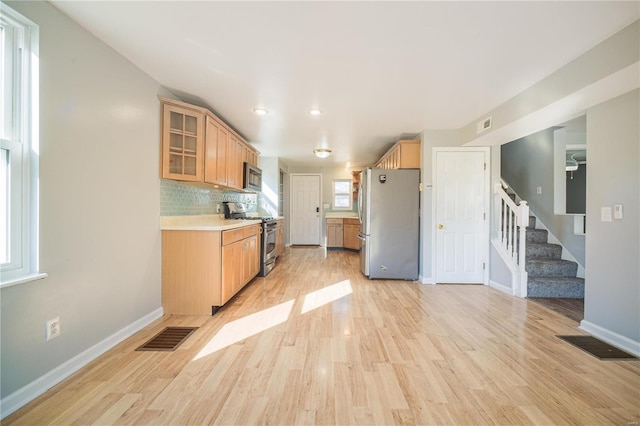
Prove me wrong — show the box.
[161,215,263,231]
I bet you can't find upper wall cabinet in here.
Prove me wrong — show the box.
[204,114,229,187]
[375,139,420,170]
[161,103,204,182]
[160,97,260,189]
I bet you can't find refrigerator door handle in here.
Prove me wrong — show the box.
[357,183,363,224]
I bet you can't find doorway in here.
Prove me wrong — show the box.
[433,148,489,284]
[290,174,322,245]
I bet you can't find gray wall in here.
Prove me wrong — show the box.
[584,89,639,343]
[501,128,586,266]
[460,20,639,145]
[1,1,164,398]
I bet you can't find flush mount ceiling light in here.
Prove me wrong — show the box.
[309,108,321,116]
[252,107,269,116]
[313,149,332,159]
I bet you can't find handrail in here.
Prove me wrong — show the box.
[494,183,529,297]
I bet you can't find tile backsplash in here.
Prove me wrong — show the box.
[160,180,257,216]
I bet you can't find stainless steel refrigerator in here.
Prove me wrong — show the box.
[357,168,420,280]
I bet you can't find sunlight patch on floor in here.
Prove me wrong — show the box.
[193,299,295,360]
[301,279,353,314]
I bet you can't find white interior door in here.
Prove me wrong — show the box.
[435,150,487,283]
[290,174,321,245]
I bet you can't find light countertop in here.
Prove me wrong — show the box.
[161,215,262,231]
[325,212,359,219]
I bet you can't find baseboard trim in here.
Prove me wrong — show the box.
[0,307,164,420]
[579,320,640,358]
[420,276,435,284]
[489,280,512,295]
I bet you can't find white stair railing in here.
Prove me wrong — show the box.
[494,182,529,297]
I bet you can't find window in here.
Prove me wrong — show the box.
[0,3,42,287]
[332,179,352,210]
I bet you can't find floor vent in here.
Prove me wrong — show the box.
[136,327,198,352]
[557,335,637,360]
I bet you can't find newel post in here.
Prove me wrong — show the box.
[518,201,529,297]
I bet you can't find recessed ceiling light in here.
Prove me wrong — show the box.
[252,107,269,116]
[313,149,332,159]
[309,109,321,116]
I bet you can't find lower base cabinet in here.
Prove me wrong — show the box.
[326,219,344,248]
[326,217,360,251]
[343,218,360,250]
[162,223,260,315]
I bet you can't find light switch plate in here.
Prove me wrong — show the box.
[601,207,612,222]
[536,186,542,195]
[614,204,623,219]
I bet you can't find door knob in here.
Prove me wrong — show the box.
[438,224,444,229]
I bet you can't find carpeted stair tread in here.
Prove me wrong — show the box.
[513,207,583,299]
[526,259,578,277]
[526,228,548,243]
[527,242,562,260]
[528,277,585,298]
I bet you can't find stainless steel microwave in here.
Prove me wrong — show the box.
[243,162,262,192]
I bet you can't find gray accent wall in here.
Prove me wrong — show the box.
[566,167,586,214]
[584,89,639,343]
[501,129,586,266]
[1,1,164,398]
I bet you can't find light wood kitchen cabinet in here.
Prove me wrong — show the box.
[204,114,229,186]
[275,219,285,257]
[352,171,362,200]
[227,135,243,190]
[375,139,420,170]
[221,237,242,304]
[162,223,260,315]
[222,224,260,304]
[343,218,360,251]
[243,233,259,283]
[326,217,360,251]
[161,103,204,181]
[326,218,344,248]
[160,96,260,190]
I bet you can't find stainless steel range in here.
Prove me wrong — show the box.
[223,202,277,277]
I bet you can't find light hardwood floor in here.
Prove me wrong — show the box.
[5,248,640,425]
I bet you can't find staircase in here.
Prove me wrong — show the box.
[525,215,585,298]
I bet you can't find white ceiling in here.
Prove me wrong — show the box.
[50,1,639,167]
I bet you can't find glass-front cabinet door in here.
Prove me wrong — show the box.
[162,103,203,181]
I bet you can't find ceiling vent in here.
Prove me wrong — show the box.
[476,116,492,134]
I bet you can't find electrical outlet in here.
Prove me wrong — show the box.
[216,204,221,213]
[46,317,61,341]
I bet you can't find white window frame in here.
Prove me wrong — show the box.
[0,3,45,287]
[332,179,352,210]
